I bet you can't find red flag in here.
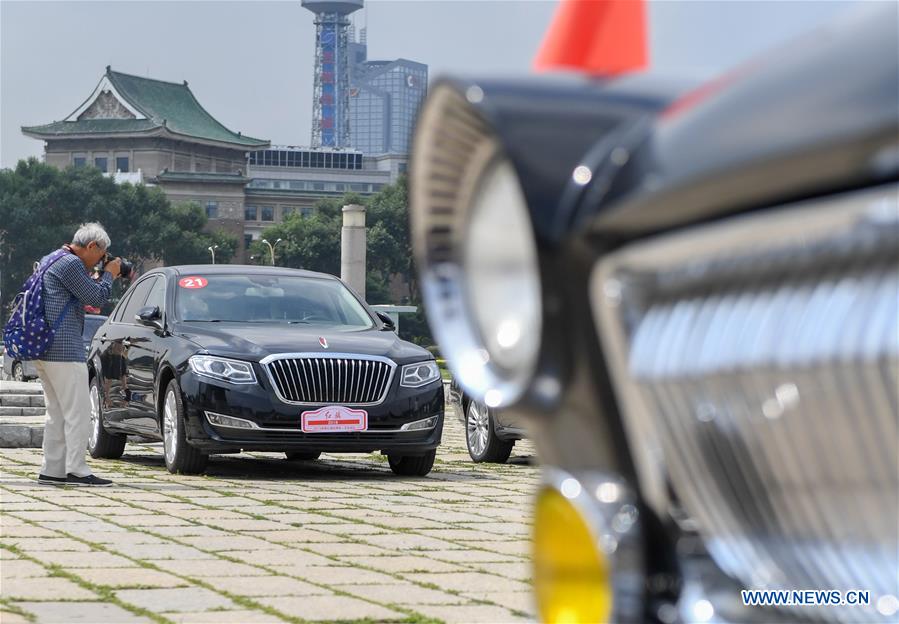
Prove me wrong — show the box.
[534,0,648,76]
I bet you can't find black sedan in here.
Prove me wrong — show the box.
[86,265,444,475]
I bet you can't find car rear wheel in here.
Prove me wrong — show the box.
[285,451,321,461]
[466,400,513,463]
[387,449,436,476]
[88,377,126,459]
[12,361,25,382]
[162,379,208,474]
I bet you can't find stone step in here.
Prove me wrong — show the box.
[0,394,46,408]
[0,381,44,395]
[0,406,46,417]
[0,424,44,448]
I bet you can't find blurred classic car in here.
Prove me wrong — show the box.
[448,379,526,463]
[409,5,897,624]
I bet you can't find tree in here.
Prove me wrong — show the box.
[0,158,237,320]
[250,179,434,345]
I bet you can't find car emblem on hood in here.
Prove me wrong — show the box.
[319,337,329,349]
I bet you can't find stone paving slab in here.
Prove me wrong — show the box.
[221,548,336,567]
[1,410,540,623]
[340,554,467,573]
[202,574,329,597]
[115,587,236,612]
[462,590,537,616]
[347,582,467,605]
[12,602,153,623]
[113,542,213,560]
[74,567,190,588]
[28,550,138,568]
[2,577,99,600]
[409,571,532,593]
[0,559,48,579]
[257,595,406,622]
[0,610,31,624]
[163,610,287,623]
[148,558,271,578]
[283,564,405,586]
[415,604,534,623]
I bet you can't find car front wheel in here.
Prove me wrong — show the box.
[88,377,126,459]
[162,379,208,474]
[12,361,25,382]
[387,449,436,476]
[466,400,513,463]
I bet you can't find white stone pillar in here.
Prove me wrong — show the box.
[341,204,366,300]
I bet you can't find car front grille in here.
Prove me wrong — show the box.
[592,185,898,623]
[262,354,396,406]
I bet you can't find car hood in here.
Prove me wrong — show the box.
[174,322,431,363]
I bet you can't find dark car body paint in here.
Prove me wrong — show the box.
[87,266,443,455]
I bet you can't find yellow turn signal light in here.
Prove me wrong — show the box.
[533,487,613,623]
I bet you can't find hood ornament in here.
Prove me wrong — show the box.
[319,337,329,349]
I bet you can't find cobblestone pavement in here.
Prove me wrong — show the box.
[0,412,539,624]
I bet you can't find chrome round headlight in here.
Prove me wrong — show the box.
[464,156,542,381]
[411,82,544,407]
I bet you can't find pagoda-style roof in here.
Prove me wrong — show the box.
[22,67,269,150]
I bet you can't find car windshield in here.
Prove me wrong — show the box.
[175,274,373,328]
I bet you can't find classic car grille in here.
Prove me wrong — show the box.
[592,186,898,623]
[263,356,395,405]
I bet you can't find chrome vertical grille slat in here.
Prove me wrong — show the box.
[592,186,899,623]
[262,354,396,406]
[362,361,373,402]
[286,360,301,401]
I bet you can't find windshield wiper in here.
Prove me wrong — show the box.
[287,320,311,324]
[182,319,224,322]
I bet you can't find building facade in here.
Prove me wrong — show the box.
[22,67,270,260]
[347,33,428,155]
[244,146,407,248]
[22,67,411,264]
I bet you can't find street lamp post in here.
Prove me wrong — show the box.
[207,245,219,264]
[262,238,282,266]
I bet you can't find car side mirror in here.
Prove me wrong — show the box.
[136,306,163,329]
[376,312,396,332]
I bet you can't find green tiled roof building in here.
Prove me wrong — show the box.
[22,67,270,259]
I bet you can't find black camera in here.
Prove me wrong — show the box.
[102,253,133,280]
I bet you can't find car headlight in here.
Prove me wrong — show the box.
[400,361,441,388]
[410,78,645,408]
[189,355,257,384]
[411,83,545,408]
[534,470,646,624]
[465,156,542,381]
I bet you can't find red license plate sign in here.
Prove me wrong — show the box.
[301,406,368,433]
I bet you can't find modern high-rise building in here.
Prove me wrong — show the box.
[301,0,363,148]
[347,31,428,155]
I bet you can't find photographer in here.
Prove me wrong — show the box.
[35,223,121,487]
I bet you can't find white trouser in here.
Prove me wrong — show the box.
[34,360,92,478]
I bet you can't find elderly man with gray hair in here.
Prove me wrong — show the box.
[35,223,121,487]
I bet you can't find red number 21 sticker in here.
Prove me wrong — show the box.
[178,277,208,289]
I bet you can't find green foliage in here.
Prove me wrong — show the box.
[0,158,237,320]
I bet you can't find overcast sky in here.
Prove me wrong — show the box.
[1,0,861,168]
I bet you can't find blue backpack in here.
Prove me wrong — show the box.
[3,249,78,361]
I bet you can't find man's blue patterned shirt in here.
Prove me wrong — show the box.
[39,249,112,362]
